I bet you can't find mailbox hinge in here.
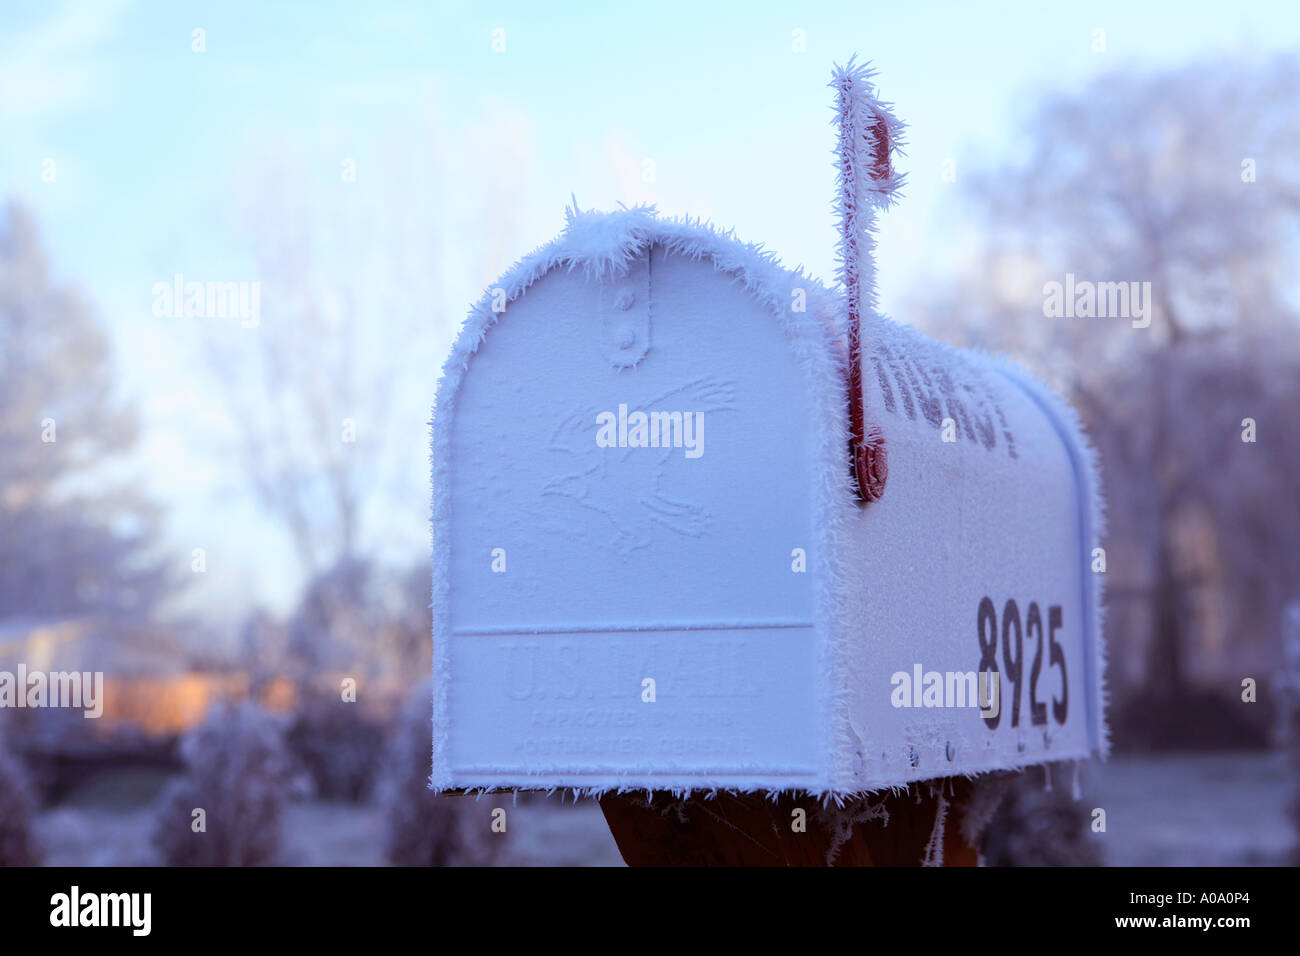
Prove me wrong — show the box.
[599,250,651,367]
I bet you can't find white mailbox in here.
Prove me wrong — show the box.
[431,65,1106,796]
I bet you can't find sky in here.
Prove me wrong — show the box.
[2,0,1296,629]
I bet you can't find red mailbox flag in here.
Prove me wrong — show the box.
[832,57,905,502]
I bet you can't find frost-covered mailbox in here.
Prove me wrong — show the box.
[432,63,1105,796]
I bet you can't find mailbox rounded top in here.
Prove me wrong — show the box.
[455,203,842,346]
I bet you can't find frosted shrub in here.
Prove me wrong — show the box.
[980,767,1102,866]
[152,701,289,866]
[0,738,41,866]
[1289,783,1300,866]
[380,682,504,866]
[286,693,386,802]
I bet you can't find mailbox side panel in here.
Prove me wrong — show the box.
[835,318,1106,790]
[433,246,846,792]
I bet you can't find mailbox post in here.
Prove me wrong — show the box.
[431,59,1106,865]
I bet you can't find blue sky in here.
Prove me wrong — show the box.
[3,0,1295,627]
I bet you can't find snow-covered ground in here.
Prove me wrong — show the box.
[1081,750,1293,866]
[32,752,1293,866]
[32,780,625,867]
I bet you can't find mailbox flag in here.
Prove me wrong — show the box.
[832,56,904,502]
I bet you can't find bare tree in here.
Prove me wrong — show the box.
[0,200,171,624]
[909,56,1300,730]
[200,123,524,676]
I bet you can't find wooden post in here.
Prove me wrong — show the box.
[600,778,980,866]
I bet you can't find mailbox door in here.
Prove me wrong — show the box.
[437,247,836,791]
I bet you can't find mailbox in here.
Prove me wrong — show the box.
[431,65,1106,796]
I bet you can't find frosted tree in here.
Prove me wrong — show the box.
[152,701,290,866]
[909,56,1300,724]
[200,117,527,681]
[0,201,171,624]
